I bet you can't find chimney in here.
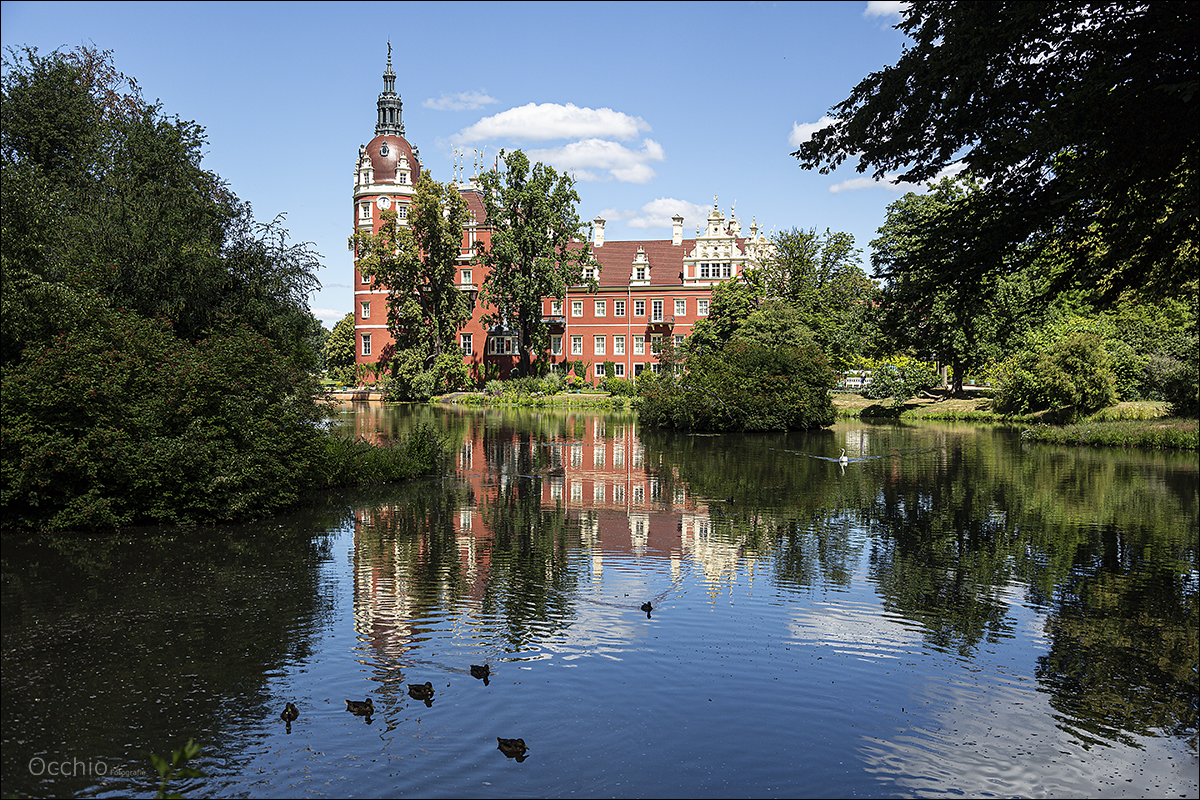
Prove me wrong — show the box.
[593,216,606,248]
[672,214,684,246]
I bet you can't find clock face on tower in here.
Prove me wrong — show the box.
[376,196,392,210]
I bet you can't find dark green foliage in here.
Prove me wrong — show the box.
[1,312,326,529]
[639,338,835,431]
[0,46,442,531]
[473,149,596,375]
[994,333,1117,421]
[796,1,1197,302]
[324,312,356,382]
[757,228,877,369]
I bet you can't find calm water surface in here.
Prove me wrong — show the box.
[2,404,1197,798]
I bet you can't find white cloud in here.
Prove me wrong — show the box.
[828,161,967,193]
[626,198,711,230]
[310,306,349,327]
[789,115,838,148]
[596,208,638,222]
[451,103,651,145]
[527,138,665,184]
[863,1,908,22]
[423,90,497,111]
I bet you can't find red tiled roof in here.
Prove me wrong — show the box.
[591,238,749,289]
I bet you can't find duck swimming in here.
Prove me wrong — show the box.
[471,664,490,684]
[497,737,528,761]
[345,698,374,715]
[641,602,653,613]
[407,681,435,701]
[280,702,299,723]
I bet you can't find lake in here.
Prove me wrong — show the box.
[2,403,1196,798]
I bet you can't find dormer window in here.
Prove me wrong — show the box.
[380,143,389,157]
[636,267,646,281]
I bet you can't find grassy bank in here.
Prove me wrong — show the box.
[440,391,634,411]
[832,393,1197,450]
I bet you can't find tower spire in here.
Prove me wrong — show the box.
[376,43,404,136]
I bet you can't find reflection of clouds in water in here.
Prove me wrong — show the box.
[789,599,925,661]
[857,674,1198,798]
[792,595,1196,798]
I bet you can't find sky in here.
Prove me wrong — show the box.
[3,0,922,328]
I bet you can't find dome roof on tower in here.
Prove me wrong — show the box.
[363,134,421,185]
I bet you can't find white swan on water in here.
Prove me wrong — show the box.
[839,448,848,463]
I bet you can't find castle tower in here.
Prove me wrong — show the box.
[353,45,423,368]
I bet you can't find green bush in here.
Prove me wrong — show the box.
[603,377,636,397]
[542,371,565,394]
[994,332,1116,421]
[639,339,836,431]
[861,357,940,407]
[1159,356,1199,417]
[1,313,326,529]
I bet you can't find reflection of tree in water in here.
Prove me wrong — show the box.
[1035,523,1198,750]
[643,419,1198,748]
[478,475,581,653]
[2,514,343,797]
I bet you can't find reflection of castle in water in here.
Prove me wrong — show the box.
[348,410,763,647]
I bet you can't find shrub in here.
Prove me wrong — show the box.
[861,357,940,407]
[1160,356,1199,417]
[603,377,636,397]
[639,339,836,431]
[0,312,327,530]
[542,371,565,394]
[993,332,1116,421]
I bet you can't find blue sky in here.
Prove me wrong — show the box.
[3,0,921,328]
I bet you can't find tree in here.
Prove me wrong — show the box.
[757,227,877,369]
[871,176,1041,394]
[351,173,473,364]
[794,1,1198,302]
[473,149,595,376]
[1,45,443,532]
[324,312,356,377]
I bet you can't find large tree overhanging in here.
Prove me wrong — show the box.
[473,149,596,376]
[794,1,1197,300]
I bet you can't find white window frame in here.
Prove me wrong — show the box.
[461,268,472,285]
[361,301,370,318]
[572,300,584,317]
[361,333,372,357]
[595,300,606,317]
[614,300,626,317]
[571,335,583,356]
[634,299,646,316]
[652,299,664,322]
[675,299,686,317]
[614,335,625,356]
[594,335,606,356]
[551,299,563,316]
[614,363,625,378]
[633,335,645,355]
[460,333,472,354]
[551,335,563,356]
[698,298,710,316]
